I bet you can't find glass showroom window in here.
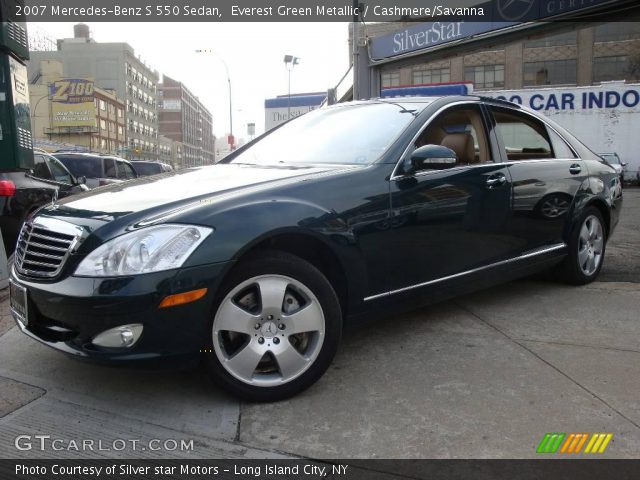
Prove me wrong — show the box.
[413,68,450,85]
[465,64,505,89]
[524,60,577,86]
[381,71,401,88]
[595,22,640,42]
[524,30,577,48]
[593,56,639,82]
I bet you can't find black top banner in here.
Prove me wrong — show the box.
[2,0,639,22]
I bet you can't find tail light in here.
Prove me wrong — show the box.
[0,180,16,197]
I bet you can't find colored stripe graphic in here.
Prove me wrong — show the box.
[537,433,566,453]
[539,433,613,454]
[584,433,613,454]
[560,433,589,453]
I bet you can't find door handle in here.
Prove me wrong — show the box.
[486,173,506,189]
[569,164,582,175]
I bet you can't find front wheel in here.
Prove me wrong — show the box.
[205,251,342,402]
[556,207,606,285]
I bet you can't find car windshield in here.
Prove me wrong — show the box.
[601,154,620,165]
[132,163,161,176]
[55,155,102,178]
[230,102,421,166]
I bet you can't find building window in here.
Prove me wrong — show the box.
[595,22,640,43]
[100,119,107,131]
[117,108,123,118]
[593,56,640,82]
[99,100,106,111]
[524,30,577,48]
[524,60,577,86]
[464,64,505,89]
[413,67,450,85]
[381,71,401,88]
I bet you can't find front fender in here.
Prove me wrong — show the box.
[180,198,368,304]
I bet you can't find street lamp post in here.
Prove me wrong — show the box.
[195,49,233,150]
[283,55,300,120]
[30,89,51,139]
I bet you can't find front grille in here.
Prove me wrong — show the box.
[15,218,82,279]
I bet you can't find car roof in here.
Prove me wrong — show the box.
[54,152,130,161]
[130,160,171,166]
[336,95,523,112]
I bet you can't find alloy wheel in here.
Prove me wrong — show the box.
[212,274,325,387]
[577,215,604,276]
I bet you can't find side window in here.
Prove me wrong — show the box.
[491,108,553,161]
[104,158,117,178]
[547,128,577,159]
[117,161,137,179]
[413,105,491,168]
[46,157,73,184]
[32,155,52,180]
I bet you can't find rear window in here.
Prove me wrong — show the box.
[132,163,161,176]
[55,155,102,178]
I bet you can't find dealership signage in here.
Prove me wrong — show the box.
[371,21,510,60]
[49,78,96,127]
[486,87,640,112]
[370,0,617,60]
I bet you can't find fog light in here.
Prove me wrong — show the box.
[92,324,143,348]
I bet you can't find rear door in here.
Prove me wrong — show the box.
[103,157,118,182]
[488,105,588,254]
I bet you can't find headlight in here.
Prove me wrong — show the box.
[75,224,213,277]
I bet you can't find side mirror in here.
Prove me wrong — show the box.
[621,162,628,167]
[409,144,457,172]
[76,175,87,185]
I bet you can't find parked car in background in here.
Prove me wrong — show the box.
[53,153,138,189]
[9,96,622,401]
[599,152,627,183]
[0,151,88,254]
[130,161,173,177]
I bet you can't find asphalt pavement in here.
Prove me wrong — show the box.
[0,189,638,460]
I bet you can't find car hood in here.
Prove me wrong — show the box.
[54,163,341,218]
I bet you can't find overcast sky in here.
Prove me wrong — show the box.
[31,22,351,140]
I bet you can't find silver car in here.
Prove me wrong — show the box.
[599,152,627,182]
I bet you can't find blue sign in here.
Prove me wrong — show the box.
[371,21,512,60]
[370,0,620,60]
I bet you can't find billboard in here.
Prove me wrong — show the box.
[49,78,96,127]
[264,93,326,131]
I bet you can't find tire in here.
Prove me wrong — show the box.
[556,206,606,285]
[204,250,342,402]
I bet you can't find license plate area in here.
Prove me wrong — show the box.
[9,280,29,327]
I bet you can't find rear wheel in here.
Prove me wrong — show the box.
[205,251,342,401]
[556,207,606,285]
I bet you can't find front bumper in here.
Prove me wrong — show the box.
[9,261,232,367]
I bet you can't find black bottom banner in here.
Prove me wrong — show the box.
[2,459,640,480]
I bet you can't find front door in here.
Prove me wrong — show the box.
[382,103,514,294]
